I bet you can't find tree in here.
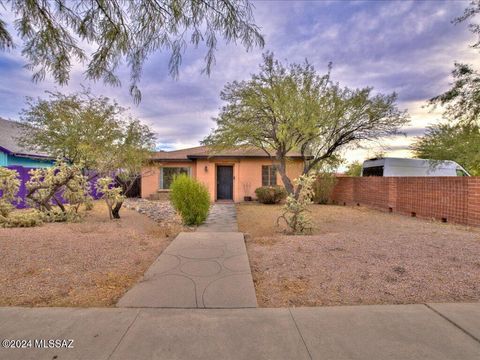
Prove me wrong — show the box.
[345,161,362,176]
[425,3,480,173]
[203,53,409,197]
[430,63,480,125]
[411,122,480,176]
[429,1,480,125]
[455,0,480,49]
[18,89,155,218]
[0,0,264,102]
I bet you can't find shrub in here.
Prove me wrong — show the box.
[0,209,44,228]
[254,186,287,204]
[312,173,337,204]
[170,174,210,225]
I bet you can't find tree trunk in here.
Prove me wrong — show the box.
[276,154,295,195]
[112,201,123,219]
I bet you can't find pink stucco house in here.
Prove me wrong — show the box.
[141,146,307,202]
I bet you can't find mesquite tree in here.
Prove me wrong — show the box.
[19,89,155,218]
[203,53,409,197]
[0,0,264,102]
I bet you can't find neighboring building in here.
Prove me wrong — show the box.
[0,118,54,168]
[142,146,307,202]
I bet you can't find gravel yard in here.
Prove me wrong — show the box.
[0,201,183,307]
[237,203,480,307]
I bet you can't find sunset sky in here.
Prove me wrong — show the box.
[0,0,478,166]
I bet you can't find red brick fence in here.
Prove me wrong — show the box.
[330,177,480,227]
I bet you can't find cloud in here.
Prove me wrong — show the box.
[0,0,477,159]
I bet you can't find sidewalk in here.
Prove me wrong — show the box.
[197,203,238,232]
[0,303,479,359]
[117,232,257,308]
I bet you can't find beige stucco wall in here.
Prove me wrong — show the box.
[141,161,196,199]
[141,158,304,202]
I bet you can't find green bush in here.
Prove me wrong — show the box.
[254,186,287,204]
[312,173,337,204]
[170,174,210,225]
[0,209,44,228]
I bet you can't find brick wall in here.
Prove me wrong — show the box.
[330,177,480,227]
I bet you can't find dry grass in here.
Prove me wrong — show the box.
[237,203,480,307]
[0,201,183,307]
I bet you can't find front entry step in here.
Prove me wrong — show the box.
[117,232,257,308]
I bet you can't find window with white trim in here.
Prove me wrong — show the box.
[262,165,277,186]
[160,167,191,189]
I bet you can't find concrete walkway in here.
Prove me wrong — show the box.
[197,203,238,232]
[117,231,257,308]
[1,303,479,359]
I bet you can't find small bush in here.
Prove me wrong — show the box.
[0,209,44,228]
[312,173,337,204]
[254,186,287,204]
[170,174,210,225]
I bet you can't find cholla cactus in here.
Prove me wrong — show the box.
[96,177,125,219]
[0,168,20,217]
[277,172,316,234]
[26,161,91,221]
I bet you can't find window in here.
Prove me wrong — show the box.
[262,165,277,186]
[362,166,383,177]
[456,169,469,177]
[160,167,190,189]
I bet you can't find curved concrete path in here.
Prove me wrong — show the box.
[117,232,257,308]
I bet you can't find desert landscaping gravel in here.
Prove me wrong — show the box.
[238,204,480,308]
[0,201,183,307]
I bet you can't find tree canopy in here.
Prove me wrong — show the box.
[345,161,363,176]
[411,122,480,176]
[430,63,480,125]
[203,53,409,195]
[0,0,264,102]
[19,90,155,177]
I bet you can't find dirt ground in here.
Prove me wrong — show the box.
[237,203,480,307]
[0,202,183,307]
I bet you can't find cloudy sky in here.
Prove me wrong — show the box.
[0,0,478,166]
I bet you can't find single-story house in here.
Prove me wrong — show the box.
[0,118,54,168]
[141,145,308,202]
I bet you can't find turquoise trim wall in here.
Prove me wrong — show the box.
[0,152,7,166]
[0,149,53,168]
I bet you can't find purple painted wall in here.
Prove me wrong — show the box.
[5,165,100,209]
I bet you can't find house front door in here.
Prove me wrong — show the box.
[216,166,233,200]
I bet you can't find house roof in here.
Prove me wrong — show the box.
[0,118,52,159]
[151,145,308,161]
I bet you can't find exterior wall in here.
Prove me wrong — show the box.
[0,150,53,168]
[141,161,196,199]
[195,158,304,202]
[330,176,480,227]
[0,152,7,166]
[141,158,305,203]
